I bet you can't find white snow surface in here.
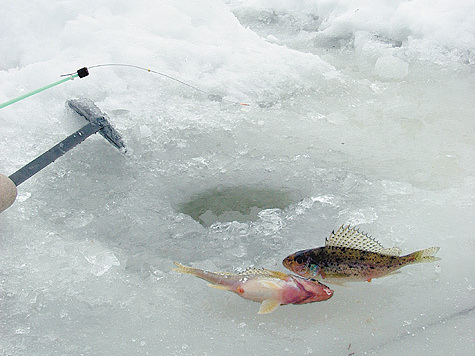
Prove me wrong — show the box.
[1,1,474,355]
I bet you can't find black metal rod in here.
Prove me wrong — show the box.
[9,122,101,186]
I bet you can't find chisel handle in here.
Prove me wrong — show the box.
[8,122,101,186]
[0,122,101,214]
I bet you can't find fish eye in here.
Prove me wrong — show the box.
[295,256,305,264]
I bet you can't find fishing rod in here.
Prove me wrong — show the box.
[0,67,89,109]
[0,64,249,109]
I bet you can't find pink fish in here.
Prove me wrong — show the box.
[173,262,333,314]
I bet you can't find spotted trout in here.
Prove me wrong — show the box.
[173,262,333,314]
[283,225,441,283]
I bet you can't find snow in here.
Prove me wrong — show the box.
[1,0,474,355]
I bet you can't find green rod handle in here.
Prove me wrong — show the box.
[0,74,79,109]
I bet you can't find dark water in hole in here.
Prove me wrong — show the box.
[179,186,300,226]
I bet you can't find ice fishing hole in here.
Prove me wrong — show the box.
[179,186,301,227]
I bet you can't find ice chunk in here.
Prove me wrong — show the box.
[84,251,120,276]
[373,55,409,80]
[139,124,153,138]
[64,211,94,228]
[16,191,31,202]
[78,240,120,276]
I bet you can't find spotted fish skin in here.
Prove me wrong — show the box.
[173,262,333,314]
[283,225,440,283]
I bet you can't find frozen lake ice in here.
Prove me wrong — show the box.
[1,1,474,355]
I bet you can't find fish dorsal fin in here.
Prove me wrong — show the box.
[239,268,289,280]
[265,269,290,280]
[326,225,400,255]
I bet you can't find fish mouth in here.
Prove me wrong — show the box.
[323,286,334,297]
[282,256,292,269]
[283,255,304,267]
[315,284,334,301]
[302,281,334,303]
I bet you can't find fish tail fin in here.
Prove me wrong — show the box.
[405,247,441,264]
[173,262,224,286]
[172,262,199,276]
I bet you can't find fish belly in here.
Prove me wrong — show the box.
[238,279,283,303]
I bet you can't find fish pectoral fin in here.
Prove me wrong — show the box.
[258,299,281,314]
[207,283,231,290]
[258,280,283,290]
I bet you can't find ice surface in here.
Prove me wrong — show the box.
[373,56,409,80]
[1,0,474,355]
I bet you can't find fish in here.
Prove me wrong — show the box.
[283,225,441,283]
[173,262,334,314]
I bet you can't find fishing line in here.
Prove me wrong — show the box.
[62,63,249,106]
[0,64,249,109]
